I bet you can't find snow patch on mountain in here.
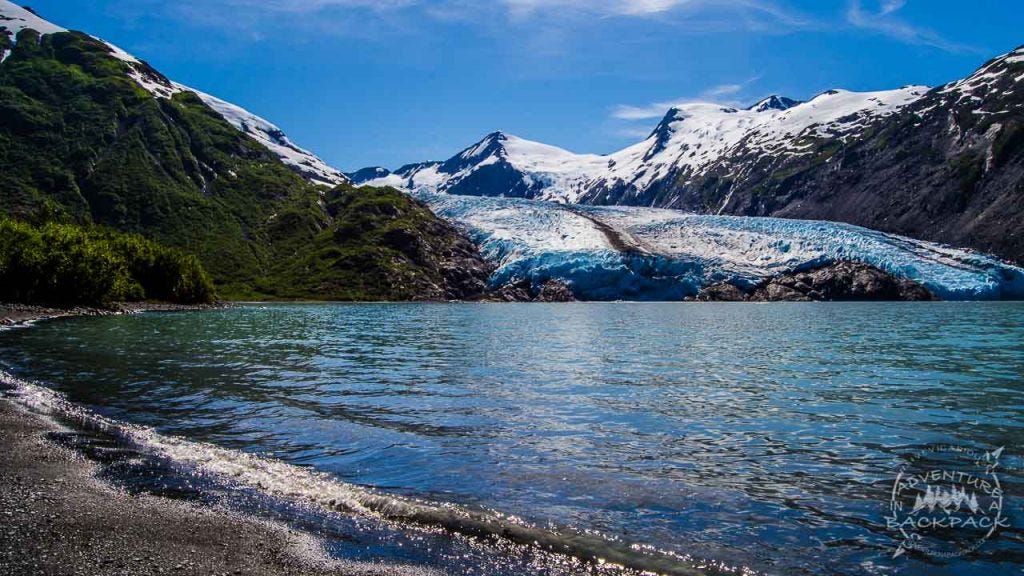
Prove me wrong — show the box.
[1007,51,1024,65]
[369,162,447,191]
[0,2,63,62]
[465,131,605,178]
[180,87,348,187]
[100,40,186,99]
[417,191,1024,301]
[0,3,63,38]
[0,0,347,187]
[940,45,1024,104]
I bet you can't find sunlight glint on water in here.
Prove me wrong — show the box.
[1,303,1022,576]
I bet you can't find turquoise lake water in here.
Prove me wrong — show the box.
[1,303,1022,575]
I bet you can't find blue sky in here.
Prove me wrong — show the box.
[25,0,1024,170]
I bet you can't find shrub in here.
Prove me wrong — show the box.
[0,218,215,306]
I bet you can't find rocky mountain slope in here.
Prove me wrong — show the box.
[715,48,1024,266]
[355,47,1024,264]
[0,2,489,301]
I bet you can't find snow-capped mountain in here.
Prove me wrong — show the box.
[417,191,1024,301]
[353,87,926,205]
[0,1,494,301]
[353,131,608,203]
[0,2,347,187]
[354,45,1024,263]
[584,86,926,208]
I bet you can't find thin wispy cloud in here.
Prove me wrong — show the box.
[845,0,976,53]
[705,83,744,97]
[503,0,694,18]
[612,103,675,121]
[611,77,761,120]
[505,0,805,22]
[499,0,812,34]
[240,0,798,20]
[879,0,905,15]
[139,0,809,37]
[115,0,977,60]
[616,126,660,139]
[207,0,417,11]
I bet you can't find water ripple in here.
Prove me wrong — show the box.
[0,302,1022,575]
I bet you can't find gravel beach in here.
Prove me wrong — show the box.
[0,305,438,576]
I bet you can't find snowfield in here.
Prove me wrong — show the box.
[418,192,1024,301]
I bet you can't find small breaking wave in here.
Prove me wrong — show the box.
[0,370,747,576]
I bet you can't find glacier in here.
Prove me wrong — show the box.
[416,192,1024,301]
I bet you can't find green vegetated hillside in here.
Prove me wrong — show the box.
[0,28,488,302]
[0,218,214,306]
[273,185,492,301]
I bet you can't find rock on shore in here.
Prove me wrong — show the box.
[485,279,577,302]
[697,261,936,302]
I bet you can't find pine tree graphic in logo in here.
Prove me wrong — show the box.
[912,485,981,515]
[886,446,1009,559]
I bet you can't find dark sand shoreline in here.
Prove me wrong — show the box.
[0,302,227,328]
[0,304,434,576]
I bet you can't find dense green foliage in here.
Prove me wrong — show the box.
[0,218,214,306]
[0,29,479,301]
[263,184,475,300]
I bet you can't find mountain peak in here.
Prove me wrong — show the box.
[346,166,392,184]
[748,95,802,113]
[476,130,513,148]
[662,106,685,118]
[458,131,515,162]
[645,108,687,159]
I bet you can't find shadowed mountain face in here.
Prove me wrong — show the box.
[703,49,1024,266]
[357,47,1024,264]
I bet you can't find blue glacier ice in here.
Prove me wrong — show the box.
[415,192,1024,301]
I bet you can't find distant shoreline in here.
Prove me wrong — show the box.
[0,302,228,328]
